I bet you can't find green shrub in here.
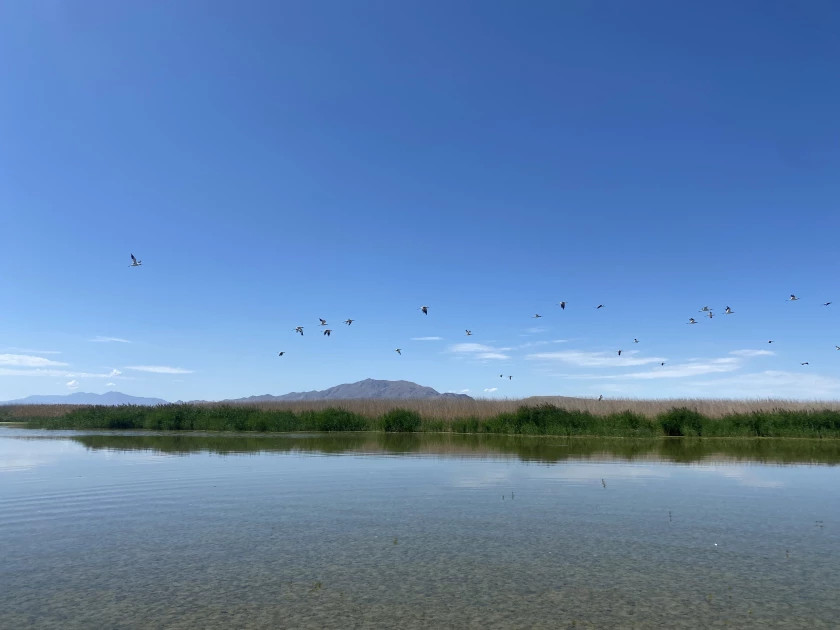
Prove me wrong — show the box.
[382,408,422,432]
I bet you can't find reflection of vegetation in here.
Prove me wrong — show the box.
[69,432,840,465]
[24,403,840,439]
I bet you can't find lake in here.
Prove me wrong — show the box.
[1,427,839,629]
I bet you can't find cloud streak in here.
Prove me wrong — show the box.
[411,336,443,341]
[89,336,131,343]
[125,365,193,374]
[0,354,68,368]
[448,343,511,361]
[527,350,666,367]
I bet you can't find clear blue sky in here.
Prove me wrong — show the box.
[2,1,839,401]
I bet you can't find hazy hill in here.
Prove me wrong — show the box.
[225,379,473,403]
[0,391,168,406]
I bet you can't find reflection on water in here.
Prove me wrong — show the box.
[1,427,839,629]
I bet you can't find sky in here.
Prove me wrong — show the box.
[1,1,839,402]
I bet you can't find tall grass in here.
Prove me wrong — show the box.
[19,401,840,438]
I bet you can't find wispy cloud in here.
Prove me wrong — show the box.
[4,348,62,355]
[730,349,775,357]
[459,389,470,393]
[65,380,79,390]
[89,336,131,343]
[106,382,116,387]
[526,350,665,367]
[411,336,443,341]
[483,387,498,393]
[448,343,512,361]
[621,358,740,379]
[125,365,193,374]
[517,339,568,349]
[0,354,68,368]
[688,370,840,399]
[523,326,547,334]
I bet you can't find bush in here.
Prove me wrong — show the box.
[382,409,422,432]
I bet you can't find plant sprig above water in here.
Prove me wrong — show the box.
[17,402,840,439]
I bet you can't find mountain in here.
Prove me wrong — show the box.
[0,391,168,406]
[225,379,473,403]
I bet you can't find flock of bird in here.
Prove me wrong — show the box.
[129,254,837,381]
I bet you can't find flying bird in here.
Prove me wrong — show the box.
[824,302,832,307]
[598,395,603,401]
[835,346,840,351]
[508,375,512,380]
[699,306,711,312]
[634,338,639,343]
[420,306,429,315]
[319,318,328,326]
[617,350,622,356]
[801,362,809,365]
[499,374,504,378]
[596,304,605,309]
[323,329,332,336]
[465,330,472,336]
[768,340,774,343]
[278,352,285,356]
[724,306,734,314]
[129,254,142,267]
[708,311,714,319]
[789,294,799,301]
[395,348,402,355]
[558,301,566,310]
[688,318,698,324]
[344,319,354,325]
[294,327,304,336]
[533,314,542,318]
[660,362,665,366]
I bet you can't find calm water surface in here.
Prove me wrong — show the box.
[1,427,839,629]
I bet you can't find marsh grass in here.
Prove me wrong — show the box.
[18,398,840,438]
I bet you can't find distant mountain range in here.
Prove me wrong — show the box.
[223,379,473,403]
[0,391,169,406]
[0,380,473,406]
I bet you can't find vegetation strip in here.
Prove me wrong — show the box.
[11,403,840,438]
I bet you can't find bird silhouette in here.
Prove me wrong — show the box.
[395,348,402,355]
[344,319,354,325]
[724,306,734,314]
[533,314,542,318]
[278,352,285,356]
[323,329,332,336]
[688,318,698,324]
[596,304,605,309]
[419,306,429,315]
[319,318,327,326]
[790,294,799,301]
[558,301,566,310]
[824,302,832,307]
[801,362,809,365]
[129,254,142,267]
[465,330,472,335]
[634,338,639,343]
[617,350,622,356]
[294,327,304,336]
[508,375,512,380]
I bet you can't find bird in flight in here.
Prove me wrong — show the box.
[801,362,809,365]
[699,306,711,312]
[129,254,142,267]
[533,314,542,318]
[323,329,332,336]
[319,318,328,326]
[708,311,714,319]
[465,330,472,336]
[596,304,605,309]
[598,395,603,401]
[724,306,734,314]
[824,302,832,307]
[558,301,566,310]
[768,340,774,344]
[789,294,799,301]
[395,348,402,355]
[634,338,639,343]
[688,318,698,324]
[660,362,666,366]
[835,346,840,351]
[278,352,285,356]
[420,306,429,315]
[294,327,304,336]
[508,375,512,380]
[617,350,622,356]
[499,374,504,378]
[344,319,354,325]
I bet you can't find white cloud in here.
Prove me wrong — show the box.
[411,336,443,341]
[459,389,470,393]
[689,370,840,399]
[106,382,116,387]
[125,365,193,374]
[517,339,568,349]
[621,358,740,379]
[523,327,547,334]
[108,369,122,377]
[0,367,127,378]
[730,349,775,357]
[0,354,68,367]
[4,348,62,355]
[448,343,511,361]
[526,350,666,367]
[65,380,79,390]
[89,336,131,343]
[483,387,498,393]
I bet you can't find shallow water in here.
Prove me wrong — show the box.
[2,428,839,629]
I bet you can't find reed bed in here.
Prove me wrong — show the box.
[19,400,840,438]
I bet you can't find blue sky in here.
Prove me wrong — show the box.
[2,1,839,402]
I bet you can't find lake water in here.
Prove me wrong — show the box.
[2,427,839,629]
